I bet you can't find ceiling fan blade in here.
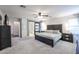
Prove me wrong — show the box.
[42,15,49,17]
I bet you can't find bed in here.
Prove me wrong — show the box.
[35,24,62,47]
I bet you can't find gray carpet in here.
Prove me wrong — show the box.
[0,37,75,54]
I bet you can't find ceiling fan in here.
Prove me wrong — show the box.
[33,12,50,18]
[20,5,26,8]
[19,5,51,18]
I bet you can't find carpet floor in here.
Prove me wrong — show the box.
[0,37,75,54]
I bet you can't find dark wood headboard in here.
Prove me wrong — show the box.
[47,24,62,33]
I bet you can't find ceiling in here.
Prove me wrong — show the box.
[0,5,79,19]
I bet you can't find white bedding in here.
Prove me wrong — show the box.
[36,32,62,44]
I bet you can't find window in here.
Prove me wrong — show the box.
[66,18,79,34]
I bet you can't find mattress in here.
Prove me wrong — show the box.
[35,32,62,44]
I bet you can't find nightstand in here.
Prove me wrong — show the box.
[62,33,73,43]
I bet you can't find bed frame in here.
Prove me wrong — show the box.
[35,24,62,47]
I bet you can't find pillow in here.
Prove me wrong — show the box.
[46,30,53,33]
[52,30,60,34]
[46,30,60,34]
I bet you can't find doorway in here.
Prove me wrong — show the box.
[13,21,20,37]
[28,21,34,37]
[9,19,20,37]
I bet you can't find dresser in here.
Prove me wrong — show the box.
[62,33,73,43]
[0,25,11,50]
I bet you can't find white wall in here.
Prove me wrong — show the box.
[46,15,78,33]
[40,21,47,31]
[9,19,14,35]
[0,9,5,25]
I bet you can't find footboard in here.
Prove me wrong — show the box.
[35,35,54,47]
